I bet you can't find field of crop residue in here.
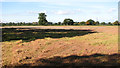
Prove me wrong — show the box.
[1,26,120,67]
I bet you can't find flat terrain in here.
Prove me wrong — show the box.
[1,26,120,67]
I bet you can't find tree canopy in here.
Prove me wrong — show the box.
[38,13,48,25]
[86,19,95,25]
[63,18,74,25]
[113,21,119,25]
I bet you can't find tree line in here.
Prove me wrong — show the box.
[1,13,120,26]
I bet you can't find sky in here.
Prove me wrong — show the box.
[0,0,119,23]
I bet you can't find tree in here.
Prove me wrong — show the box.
[38,13,48,25]
[95,21,99,25]
[108,22,112,25]
[63,18,74,25]
[47,22,53,25]
[86,19,95,25]
[12,22,16,26]
[23,22,26,25]
[54,23,58,25]
[28,22,32,25]
[20,22,23,25]
[113,21,119,25]
[58,22,62,25]
[32,22,38,25]
[9,22,13,26]
[101,22,106,25]
[73,22,79,25]
[79,21,86,25]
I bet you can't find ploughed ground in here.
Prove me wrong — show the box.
[2,26,120,67]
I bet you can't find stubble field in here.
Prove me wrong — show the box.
[1,26,120,67]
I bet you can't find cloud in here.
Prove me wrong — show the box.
[54,9,84,15]
[92,10,102,14]
[0,0,5,2]
[55,10,74,15]
[108,8,117,13]
[39,10,47,13]
[27,10,47,14]
[76,9,82,12]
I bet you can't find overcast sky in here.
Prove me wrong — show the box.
[1,0,119,23]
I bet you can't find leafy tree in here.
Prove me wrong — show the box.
[58,22,62,25]
[86,19,95,25]
[2,23,5,26]
[38,13,48,25]
[9,22,13,26]
[16,22,19,26]
[95,21,99,25]
[32,22,38,25]
[63,18,74,25]
[22,22,25,25]
[20,22,23,25]
[54,23,58,25]
[48,22,53,25]
[108,22,112,25]
[79,21,86,25]
[101,22,106,25]
[113,21,119,25]
[12,22,15,25]
[73,22,79,25]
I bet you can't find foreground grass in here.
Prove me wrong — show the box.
[2,26,119,66]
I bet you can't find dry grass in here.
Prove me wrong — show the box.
[2,26,119,67]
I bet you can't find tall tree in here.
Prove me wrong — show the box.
[38,13,48,25]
